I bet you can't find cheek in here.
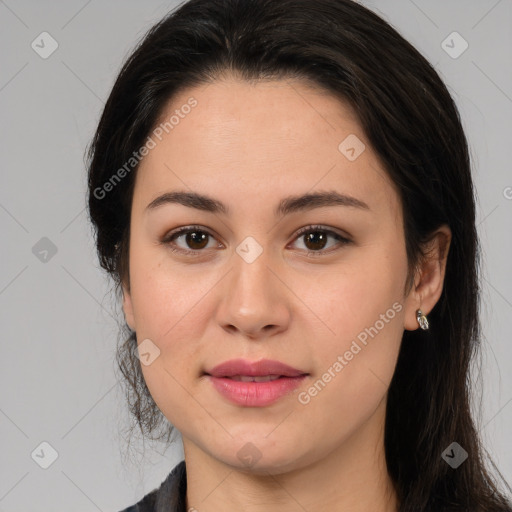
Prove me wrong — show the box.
[128,243,226,390]
[292,303,404,457]
[132,260,213,429]
[296,242,406,408]
[128,242,206,336]
[303,240,407,342]
[129,268,214,376]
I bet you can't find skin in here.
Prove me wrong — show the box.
[122,76,451,512]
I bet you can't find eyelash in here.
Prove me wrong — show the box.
[161,224,352,258]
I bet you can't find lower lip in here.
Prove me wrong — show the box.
[207,375,307,407]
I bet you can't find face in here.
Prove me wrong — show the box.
[122,77,417,475]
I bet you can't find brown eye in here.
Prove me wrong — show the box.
[162,226,219,255]
[162,224,351,257]
[182,230,209,250]
[291,226,352,256]
[303,231,329,251]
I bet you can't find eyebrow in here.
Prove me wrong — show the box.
[145,189,370,216]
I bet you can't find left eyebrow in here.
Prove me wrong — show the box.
[144,189,370,216]
[275,190,370,216]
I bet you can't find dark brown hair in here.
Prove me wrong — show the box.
[86,0,512,509]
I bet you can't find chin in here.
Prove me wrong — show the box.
[210,437,310,476]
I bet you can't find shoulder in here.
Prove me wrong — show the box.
[118,489,157,512]
[118,460,187,512]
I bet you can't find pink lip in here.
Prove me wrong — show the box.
[205,358,308,407]
[206,358,306,378]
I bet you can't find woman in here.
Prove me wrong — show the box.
[86,0,512,510]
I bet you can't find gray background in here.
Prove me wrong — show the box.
[0,0,511,510]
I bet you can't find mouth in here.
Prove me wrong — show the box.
[203,359,309,407]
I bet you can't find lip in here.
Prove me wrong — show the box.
[204,358,308,407]
[206,358,306,378]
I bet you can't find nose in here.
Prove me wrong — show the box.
[214,248,291,339]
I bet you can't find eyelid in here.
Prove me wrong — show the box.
[293,224,352,243]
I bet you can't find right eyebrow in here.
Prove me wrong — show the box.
[145,191,228,214]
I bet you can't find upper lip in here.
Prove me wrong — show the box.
[205,358,308,378]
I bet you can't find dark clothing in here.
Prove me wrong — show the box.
[119,460,187,512]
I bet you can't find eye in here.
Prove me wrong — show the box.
[161,224,351,257]
[290,225,352,256]
[161,225,220,256]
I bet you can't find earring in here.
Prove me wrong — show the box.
[416,309,429,330]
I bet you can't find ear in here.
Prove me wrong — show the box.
[403,225,451,331]
[121,280,136,331]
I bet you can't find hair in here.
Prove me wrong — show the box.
[86,0,512,510]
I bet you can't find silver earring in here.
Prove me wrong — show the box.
[416,309,429,330]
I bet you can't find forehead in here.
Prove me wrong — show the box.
[134,78,400,221]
